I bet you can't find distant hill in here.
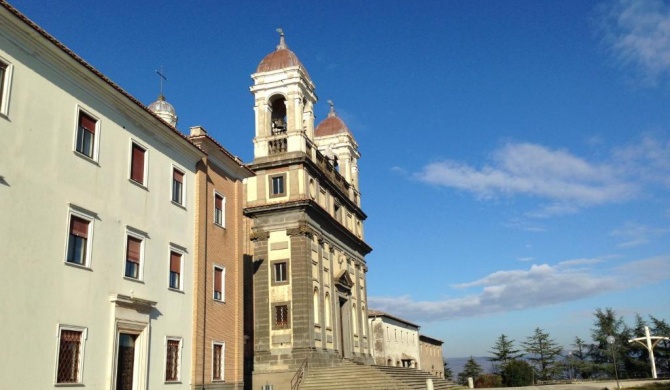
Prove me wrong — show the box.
[445,356,494,379]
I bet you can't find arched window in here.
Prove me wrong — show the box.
[351,303,357,334]
[313,288,319,324]
[324,292,331,327]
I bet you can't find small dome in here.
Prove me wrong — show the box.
[315,101,351,137]
[256,30,310,80]
[148,94,178,126]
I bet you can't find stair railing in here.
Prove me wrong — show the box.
[290,357,309,390]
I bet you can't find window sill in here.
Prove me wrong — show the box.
[213,298,226,304]
[64,261,92,271]
[164,381,182,385]
[55,383,85,387]
[128,178,148,191]
[171,200,186,210]
[213,222,226,229]
[72,150,99,165]
[123,276,144,284]
[168,287,184,294]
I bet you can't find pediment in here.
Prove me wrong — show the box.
[335,270,354,289]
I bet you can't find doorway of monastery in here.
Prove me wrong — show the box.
[338,296,352,359]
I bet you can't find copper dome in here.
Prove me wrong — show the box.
[256,30,310,79]
[315,101,351,137]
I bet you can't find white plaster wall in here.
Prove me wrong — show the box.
[0,17,199,389]
[368,317,421,368]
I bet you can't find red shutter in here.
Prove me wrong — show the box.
[214,268,222,291]
[173,169,183,183]
[215,194,222,209]
[70,217,89,238]
[127,237,141,263]
[131,144,145,183]
[170,252,181,273]
[79,112,96,133]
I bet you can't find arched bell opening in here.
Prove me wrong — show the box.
[270,95,287,135]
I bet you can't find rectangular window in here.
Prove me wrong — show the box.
[212,342,224,381]
[165,338,181,382]
[270,174,286,197]
[169,251,182,290]
[275,305,289,329]
[67,216,90,266]
[125,236,142,279]
[334,203,341,222]
[213,266,225,301]
[0,58,12,116]
[56,326,86,384]
[76,111,97,159]
[273,262,287,283]
[130,143,146,185]
[172,168,184,205]
[214,193,224,226]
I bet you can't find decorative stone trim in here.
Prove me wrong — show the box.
[250,230,270,241]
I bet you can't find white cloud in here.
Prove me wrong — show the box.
[610,221,669,248]
[368,255,670,323]
[598,0,670,85]
[414,142,637,215]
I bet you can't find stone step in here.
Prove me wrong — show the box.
[299,360,457,390]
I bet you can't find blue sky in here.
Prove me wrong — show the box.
[13,0,670,357]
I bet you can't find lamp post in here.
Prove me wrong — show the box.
[606,335,621,390]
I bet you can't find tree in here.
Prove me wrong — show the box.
[443,359,454,381]
[650,315,670,377]
[457,356,484,386]
[590,307,630,378]
[522,327,563,381]
[570,336,596,379]
[489,334,523,374]
[501,359,534,387]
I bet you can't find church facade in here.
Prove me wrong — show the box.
[244,32,373,388]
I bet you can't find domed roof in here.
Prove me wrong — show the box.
[148,94,176,115]
[315,100,351,137]
[256,29,310,79]
[148,94,178,126]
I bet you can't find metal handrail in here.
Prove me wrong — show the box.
[291,358,309,390]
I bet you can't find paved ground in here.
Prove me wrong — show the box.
[492,379,670,390]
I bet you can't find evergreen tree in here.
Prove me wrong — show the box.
[457,356,484,386]
[501,359,534,387]
[590,308,629,378]
[443,359,454,381]
[488,334,522,374]
[627,314,651,378]
[571,336,595,379]
[650,316,670,377]
[522,327,563,381]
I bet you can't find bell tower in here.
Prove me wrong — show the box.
[250,29,317,161]
[245,30,373,389]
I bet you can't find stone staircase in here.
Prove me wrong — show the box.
[299,360,457,390]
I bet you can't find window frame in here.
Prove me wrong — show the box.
[129,140,148,187]
[271,260,288,285]
[273,303,290,330]
[73,106,100,162]
[212,341,225,382]
[168,247,184,291]
[213,265,225,302]
[213,191,225,227]
[164,337,182,383]
[64,207,95,269]
[171,166,185,206]
[0,56,13,117]
[124,228,147,281]
[54,324,87,385]
[269,173,286,198]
